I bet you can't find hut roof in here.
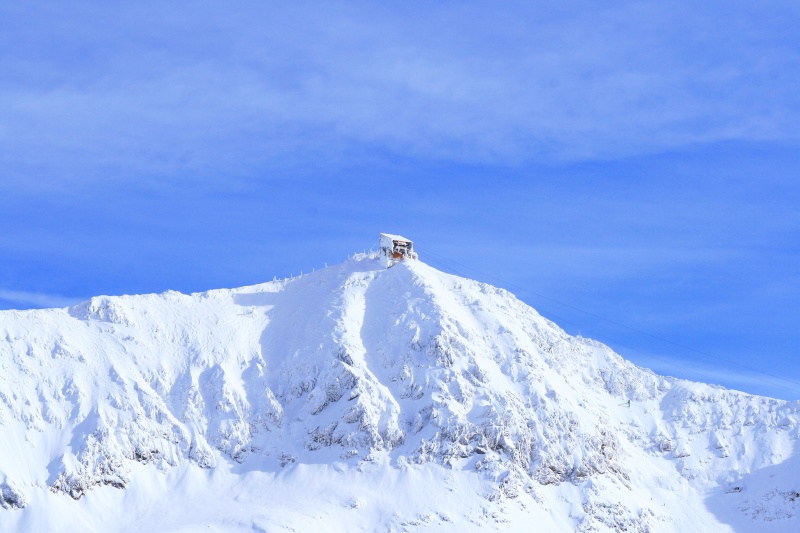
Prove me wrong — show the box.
[380,233,413,243]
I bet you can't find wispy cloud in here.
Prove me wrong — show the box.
[1,1,798,189]
[629,351,800,400]
[0,289,81,310]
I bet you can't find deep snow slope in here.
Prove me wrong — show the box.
[1,254,799,532]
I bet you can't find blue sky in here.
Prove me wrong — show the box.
[2,1,799,399]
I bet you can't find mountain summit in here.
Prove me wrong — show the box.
[1,254,798,532]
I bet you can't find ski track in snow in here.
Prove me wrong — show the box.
[0,253,799,532]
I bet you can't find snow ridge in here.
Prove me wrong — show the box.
[0,254,799,532]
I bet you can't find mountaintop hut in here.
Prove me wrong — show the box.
[379,233,418,266]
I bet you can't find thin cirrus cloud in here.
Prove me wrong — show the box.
[1,1,798,188]
[631,350,800,398]
[0,289,81,310]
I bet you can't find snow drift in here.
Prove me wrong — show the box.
[1,254,799,532]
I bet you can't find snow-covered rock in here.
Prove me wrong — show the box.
[0,253,798,532]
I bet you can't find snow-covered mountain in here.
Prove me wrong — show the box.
[1,254,799,532]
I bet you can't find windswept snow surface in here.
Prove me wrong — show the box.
[1,254,799,532]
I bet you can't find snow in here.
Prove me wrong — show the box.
[1,253,799,531]
[379,233,413,245]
